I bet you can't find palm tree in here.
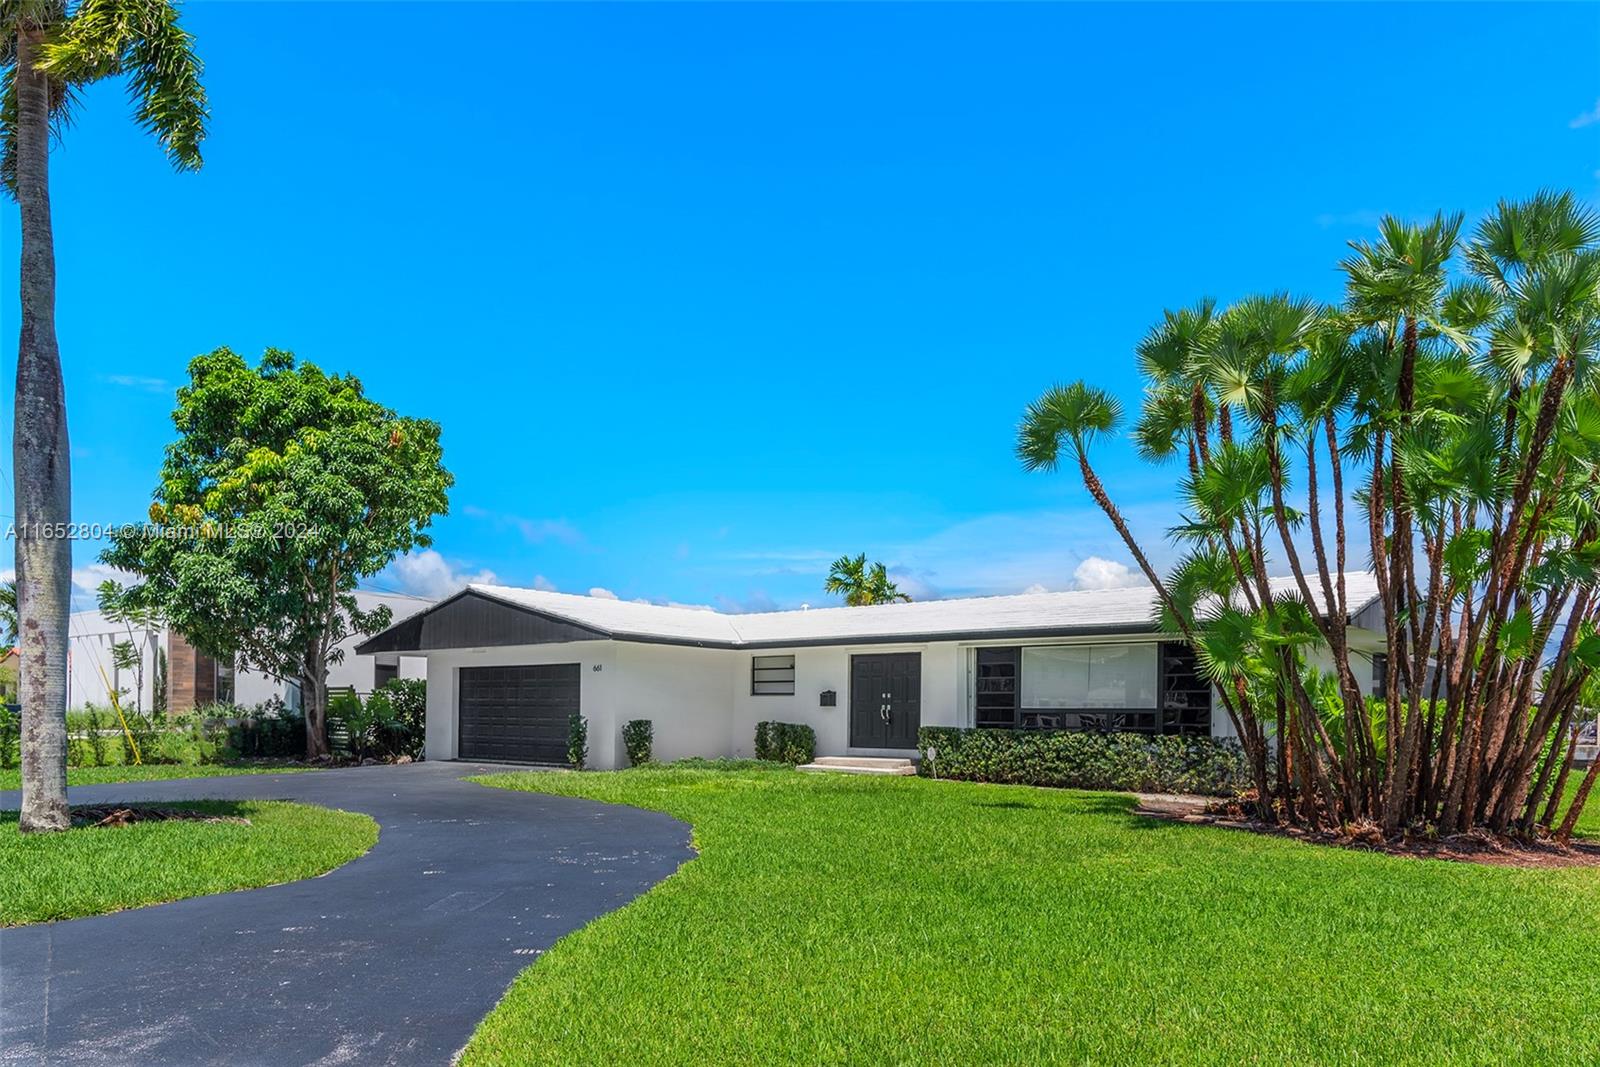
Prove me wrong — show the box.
[825,553,913,606]
[1017,383,1197,635]
[0,579,16,646]
[3,0,206,832]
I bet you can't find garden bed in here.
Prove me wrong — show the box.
[1134,793,1600,869]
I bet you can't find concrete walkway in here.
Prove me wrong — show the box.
[0,762,693,1066]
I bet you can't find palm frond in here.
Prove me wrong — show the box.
[38,0,207,170]
[1016,382,1122,471]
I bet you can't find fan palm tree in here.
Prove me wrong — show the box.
[824,553,912,606]
[3,0,206,832]
[1017,383,1197,636]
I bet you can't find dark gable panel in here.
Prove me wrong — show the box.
[355,592,609,654]
[355,611,427,655]
[421,595,609,649]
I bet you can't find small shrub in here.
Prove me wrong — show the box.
[328,689,414,762]
[622,719,653,766]
[82,705,110,767]
[916,727,1251,796]
[372,678,426,759]
[0,704,16,769]
[568,713,588,769]
[227,698,306,759]
[361,687,420,761]
[754,721,816,764]
[120,708,158,766]
[327,689,365,759]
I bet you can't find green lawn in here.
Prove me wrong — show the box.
[0,800,376,925]
[464,765,1600,1065]
[0,761,311,791]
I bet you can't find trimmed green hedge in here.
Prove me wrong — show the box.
[917,727,1250,796]
[622,719,653,767]
[568,713,589,769]
[754,721,816,765]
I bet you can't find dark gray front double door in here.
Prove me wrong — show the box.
[850,652,921,749]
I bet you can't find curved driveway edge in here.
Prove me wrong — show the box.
[0,762,693,1066]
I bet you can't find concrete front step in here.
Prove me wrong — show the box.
[797,756,917,776]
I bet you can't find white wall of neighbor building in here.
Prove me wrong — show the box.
[65,591,433,711]
[66,611,162,712]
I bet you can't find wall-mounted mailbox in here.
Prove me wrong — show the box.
[819,689,836,707]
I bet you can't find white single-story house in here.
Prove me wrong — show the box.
[68,590,434,713]
[356,573,1387,770]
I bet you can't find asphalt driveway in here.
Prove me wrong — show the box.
[0,762,694,1066]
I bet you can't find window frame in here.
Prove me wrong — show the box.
[214,656,236,705]
[751,654,796,696]
[969,640,1210,736]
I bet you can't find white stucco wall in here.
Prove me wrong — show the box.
[423,641,617,764]
[726,642,968,759]
[416,625,1394,769]
[612,643,738,767]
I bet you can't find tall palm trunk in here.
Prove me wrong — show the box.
[13,31,71,833]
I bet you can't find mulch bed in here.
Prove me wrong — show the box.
[69,806,251,829]
[1134,792,1600,869]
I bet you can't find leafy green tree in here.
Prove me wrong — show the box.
[3,0,207,832]
[824,553,913,606]
[1020,190,1600,839]
[103,348,452,758]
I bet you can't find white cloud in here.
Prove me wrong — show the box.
[588,586,619,600]
[103,374,171,394]
[381,549,498,599]
[1021,583,1049,594]
[1071,556,1146,591]
[1570,100,1600,129]
[71,564,141,609]
[532,575,557,592]
[462,505,584,547]
[886,564,939,601]
[3,565,137,611]
[715,591,779,614]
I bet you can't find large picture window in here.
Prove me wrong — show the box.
[972,642,1209,735]
[1021,644,1157,709]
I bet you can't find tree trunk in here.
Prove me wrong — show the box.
[13,31,71,834]
[301,644,332,760]
[1555,754,1600,846]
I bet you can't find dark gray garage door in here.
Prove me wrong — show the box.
[458,664,580,764]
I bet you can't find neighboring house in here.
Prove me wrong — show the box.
[67,591,433,713]
[356,574,1386,770]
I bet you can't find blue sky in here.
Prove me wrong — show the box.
[4,2,1598,611]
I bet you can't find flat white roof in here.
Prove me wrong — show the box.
[463,571,1381,648]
